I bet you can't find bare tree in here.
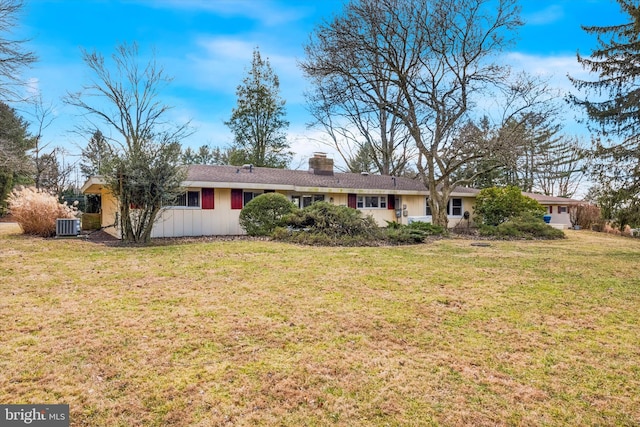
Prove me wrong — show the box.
[28,96,56,190]
[302,0,533,226]
[305,62,415,175]
[0,0,36,101]
[65,42,192,243]
[535,137,585,198]
[36,149,75,195]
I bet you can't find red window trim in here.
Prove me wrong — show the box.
[348,193,357,209]
[231,189,243,210]
[202,188,214,210]
[387,194,395,210]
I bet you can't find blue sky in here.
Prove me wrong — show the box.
[12,0,629,171]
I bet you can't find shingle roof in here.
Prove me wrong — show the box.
[185,164,429,193]
[523,192,581,204]
[84,164,578,203]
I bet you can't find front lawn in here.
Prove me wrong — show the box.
[0,231,638,426]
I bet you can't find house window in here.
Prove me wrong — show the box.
[559,206,568,214]
[292,194,325,208]
[356,195,387,209]
[231,190,265,209]
[426,197,462,216]
[174,190,200,207]
[448,198,463,216]
[243,191,263,206]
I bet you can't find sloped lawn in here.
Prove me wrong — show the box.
[0,231,638,426]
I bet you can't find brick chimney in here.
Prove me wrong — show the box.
[308,152,334,176]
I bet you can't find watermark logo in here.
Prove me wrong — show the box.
[0,405,68,426]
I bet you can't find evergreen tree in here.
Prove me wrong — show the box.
[347,143,377,174]
[570,0,640,226]
[457,113,584,197]
[80,130,113,177]
[181,145,249,166]
[225,48,291,168]
[0,100,33,214]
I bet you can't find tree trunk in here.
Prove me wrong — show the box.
[429,188,450,228]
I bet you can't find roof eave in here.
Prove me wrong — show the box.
[81,176,107,194]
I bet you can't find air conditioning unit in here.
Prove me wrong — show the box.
[56,218,81,237]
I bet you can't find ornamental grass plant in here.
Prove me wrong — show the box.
[7,186,77,237]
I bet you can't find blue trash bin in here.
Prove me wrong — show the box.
[543,214,552,224]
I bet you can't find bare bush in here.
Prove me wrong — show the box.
[569,203,602,230]
[7,186,76,237]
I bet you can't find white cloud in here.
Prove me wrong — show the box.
[184,36,307,102]
[500,52,593,137]
[503,51,589,94]
[25,77,40,97]
[523,4,565,26]
[136,0,311,27]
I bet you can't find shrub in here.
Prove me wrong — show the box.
[474,186,545,226]
[407,221,446,235]
[612,202,640,232]
[274,227,378,247]
[384,220,402,229]
[8,187,77,237]
[239,193,297,236]
[569,203,601,229]
[479,213,565,239]
[385,227,429,244]
[276,204,445,246]
[381,221,446,244]
[276,202,383,245]
[283,201,379,238]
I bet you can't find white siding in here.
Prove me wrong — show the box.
[150,188,245,238]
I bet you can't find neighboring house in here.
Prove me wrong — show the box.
[524,192,582,228]
[81,153,579,238]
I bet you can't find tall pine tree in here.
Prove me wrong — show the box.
[225,48,291,168]
[0,101,33,214]
[570,0,640,227]
[80,130,113,177]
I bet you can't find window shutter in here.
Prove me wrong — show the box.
[549,206,553,214]
[202,188,214,209]
[387,195,395,210]
[231,189,243,210]
[348,193,357,209]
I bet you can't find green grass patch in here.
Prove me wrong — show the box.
[0,231,639,425]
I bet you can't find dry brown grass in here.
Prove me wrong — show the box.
[7,187,77,237]
[0,230,639,426]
